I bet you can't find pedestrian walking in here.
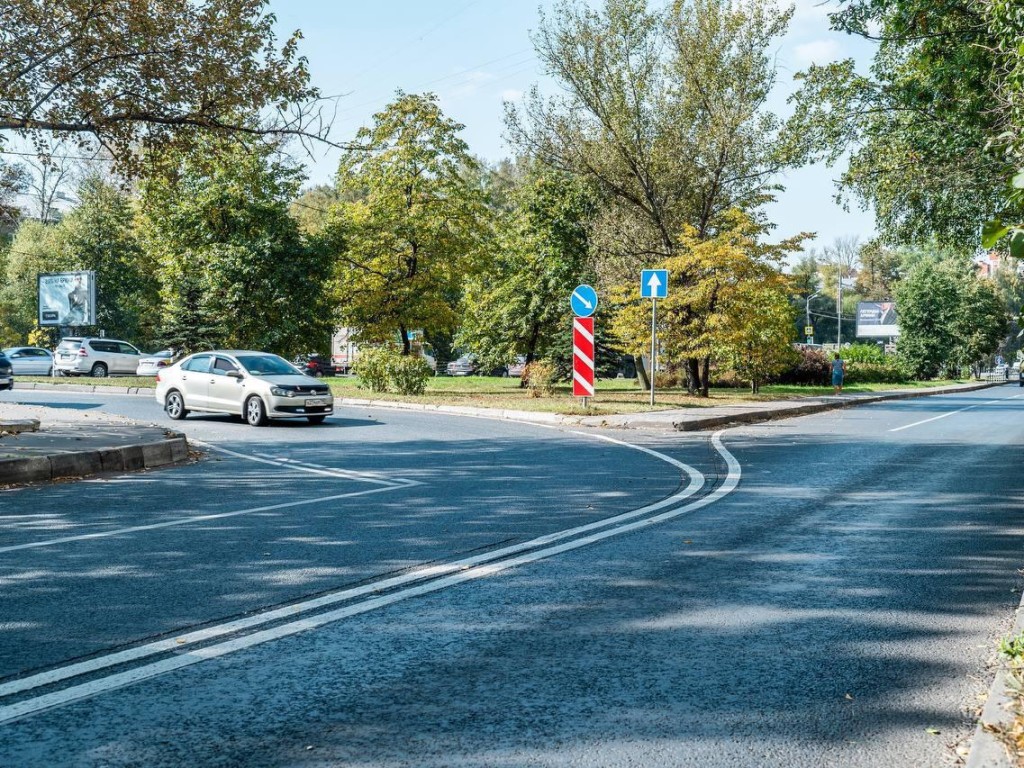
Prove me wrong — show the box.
[832,352,846,394]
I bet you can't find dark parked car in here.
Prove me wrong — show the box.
[0,351,13,391]
[293,354,337,378]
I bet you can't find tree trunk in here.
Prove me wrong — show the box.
[686,358,700,395]
[700,357,710,398]
[635,354,650,390]
[399,324,410,356]
[523,323,541,388]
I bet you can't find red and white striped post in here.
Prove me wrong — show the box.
[573,316,595,405]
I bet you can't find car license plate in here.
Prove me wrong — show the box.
[305,398,325,406]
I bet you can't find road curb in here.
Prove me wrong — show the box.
[966,592,1024,767]
[0,419,40,434]
[14,381,151,396]
[0,433,189,486]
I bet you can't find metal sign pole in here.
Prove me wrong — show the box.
[650,298,657,407]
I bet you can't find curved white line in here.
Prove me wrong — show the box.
[0,434,739,724]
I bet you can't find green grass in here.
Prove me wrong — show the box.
[16,373,982,416]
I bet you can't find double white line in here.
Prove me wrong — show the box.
[0,431,740,725]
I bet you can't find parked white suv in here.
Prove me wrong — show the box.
[54,337,144,377]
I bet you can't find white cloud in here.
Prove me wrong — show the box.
[501,89,524,102]
[793,39,842,65]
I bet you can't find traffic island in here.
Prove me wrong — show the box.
[0,403,190,487]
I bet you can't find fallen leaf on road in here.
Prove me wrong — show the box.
[925,727,940,735]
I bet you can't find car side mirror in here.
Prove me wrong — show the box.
[226,370,243,380]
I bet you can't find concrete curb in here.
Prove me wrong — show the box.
[0,433,189,486]
[966,593,1024,767]
[14,381,152,396]
[340,380,1010,431]
[0,419,40,434]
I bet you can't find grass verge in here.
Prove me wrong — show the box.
[15,374,981,415]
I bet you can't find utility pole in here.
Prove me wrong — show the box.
[837,273,843,347]
[805,290,820,344]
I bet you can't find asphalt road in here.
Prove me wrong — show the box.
[1,385,1023,767]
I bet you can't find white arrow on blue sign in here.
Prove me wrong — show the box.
[641,269,669,299]
[570,284,598,317]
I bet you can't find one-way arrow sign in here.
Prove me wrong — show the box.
[640,269,668,299]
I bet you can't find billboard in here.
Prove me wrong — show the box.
[856,301,899,338]
[38,271,96,327]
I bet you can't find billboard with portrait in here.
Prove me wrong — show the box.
[38,271,96,327]
[856,301,899,338]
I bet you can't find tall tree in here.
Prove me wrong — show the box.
[458,164,595,372]
[507,0,804,393]
[788,1,1010,249]
[0,219,62,344]
[329,93,489,355]
[1,0,331,175]
[139,138,333,355]
[54,175,160,346]
[895,251,1006,378]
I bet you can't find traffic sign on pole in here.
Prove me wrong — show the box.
[573,317,595,398]
[570,284,598,318]
[640,269,668,299]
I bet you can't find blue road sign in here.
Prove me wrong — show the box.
[641,269,669,299]
[570,284,598,317]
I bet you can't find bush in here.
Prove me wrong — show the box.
[388,354,433,395]
[353,346,391,393]
[354,346,432,395]
[523,360,557,397]
[771,347,831,386]
[842,342,887,364]
[843,360,911,384]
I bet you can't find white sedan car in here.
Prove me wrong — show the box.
[155,351,334,426]
[136,349,176,376]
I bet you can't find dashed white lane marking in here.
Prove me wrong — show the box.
[889,393,1024,433]
[0,439,422,554]
[0,484,404,554]
[0,433,736,724]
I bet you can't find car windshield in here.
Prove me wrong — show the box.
[235,354,301,376]
[56,340,81,352]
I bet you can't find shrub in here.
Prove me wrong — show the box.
[523,360,557,397]
[771,347,830,386]
[353,346,392,393]
[843,360,911,384]
[354,346,432,395]
[842,342,887,364]
[388,354,433,395]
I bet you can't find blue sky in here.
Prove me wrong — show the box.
[272,0,878,250]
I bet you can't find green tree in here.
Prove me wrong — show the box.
[53,176,160,346]
[895,253,1006,378]
[1,0,327,174]
[139,139,333,355]
[788,1,1010,249]
[508,0,806,393]
[0,220,62,344]
[329,93,490,355]
[457,165,595,372]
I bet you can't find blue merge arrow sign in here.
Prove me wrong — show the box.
[641,269,669,299]
[570,284,598,317]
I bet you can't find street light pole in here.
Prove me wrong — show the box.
[837,274,843,347]
[805,290,820,343]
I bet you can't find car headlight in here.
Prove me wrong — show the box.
[270,387,294,397]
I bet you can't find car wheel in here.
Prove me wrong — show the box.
[307,415,326,425]
[165,390,188,420]
[245,395,268,427]
[90,362,108,378]
[313,370,323,378]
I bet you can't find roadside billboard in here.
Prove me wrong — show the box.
[856,301,899,338]
[38,271,96,327]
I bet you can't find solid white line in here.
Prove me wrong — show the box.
[889,393,1024,432]
[0,433,736,724]
[0,441,704,698]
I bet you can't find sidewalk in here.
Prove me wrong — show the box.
[0,401,189,486]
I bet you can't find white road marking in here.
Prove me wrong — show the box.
[0,485,405,554]
[0,433,737,723]
[889,393,1024,432]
